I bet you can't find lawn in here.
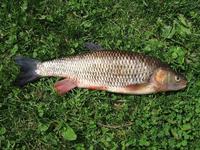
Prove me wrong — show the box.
[0,0,200,149]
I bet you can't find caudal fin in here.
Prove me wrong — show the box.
[14,56,40,87]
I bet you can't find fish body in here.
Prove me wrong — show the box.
[15,50,187,95]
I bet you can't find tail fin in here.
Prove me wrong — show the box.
[14,56,40,87]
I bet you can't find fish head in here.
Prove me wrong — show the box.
[152,67,187,92]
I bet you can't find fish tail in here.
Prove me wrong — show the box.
[14,56,41,87]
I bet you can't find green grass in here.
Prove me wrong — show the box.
[0,0,200,149]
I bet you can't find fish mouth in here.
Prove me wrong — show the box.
[181,84,187,89]
[169,79,187,91]
[179,79,187,89]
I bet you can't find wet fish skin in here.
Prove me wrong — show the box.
[36,51,164,85]
[15,50,187,95]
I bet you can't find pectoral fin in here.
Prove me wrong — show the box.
[121,83,156,94]
[54,79,77,95]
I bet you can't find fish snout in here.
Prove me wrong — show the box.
[180,78,187,89]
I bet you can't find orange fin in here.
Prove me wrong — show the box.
[125,83,148,90]
[87,86,107,91]
[54,79,77,95]
[123,83,155,94]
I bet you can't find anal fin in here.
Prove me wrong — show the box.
[54,79,77,95]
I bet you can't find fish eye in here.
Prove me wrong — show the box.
[175,75,181,82]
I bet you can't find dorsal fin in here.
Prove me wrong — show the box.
[84,42,103,51]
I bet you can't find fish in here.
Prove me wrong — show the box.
[14,43,187,95]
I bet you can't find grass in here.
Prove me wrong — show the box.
[0,0,200,149]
